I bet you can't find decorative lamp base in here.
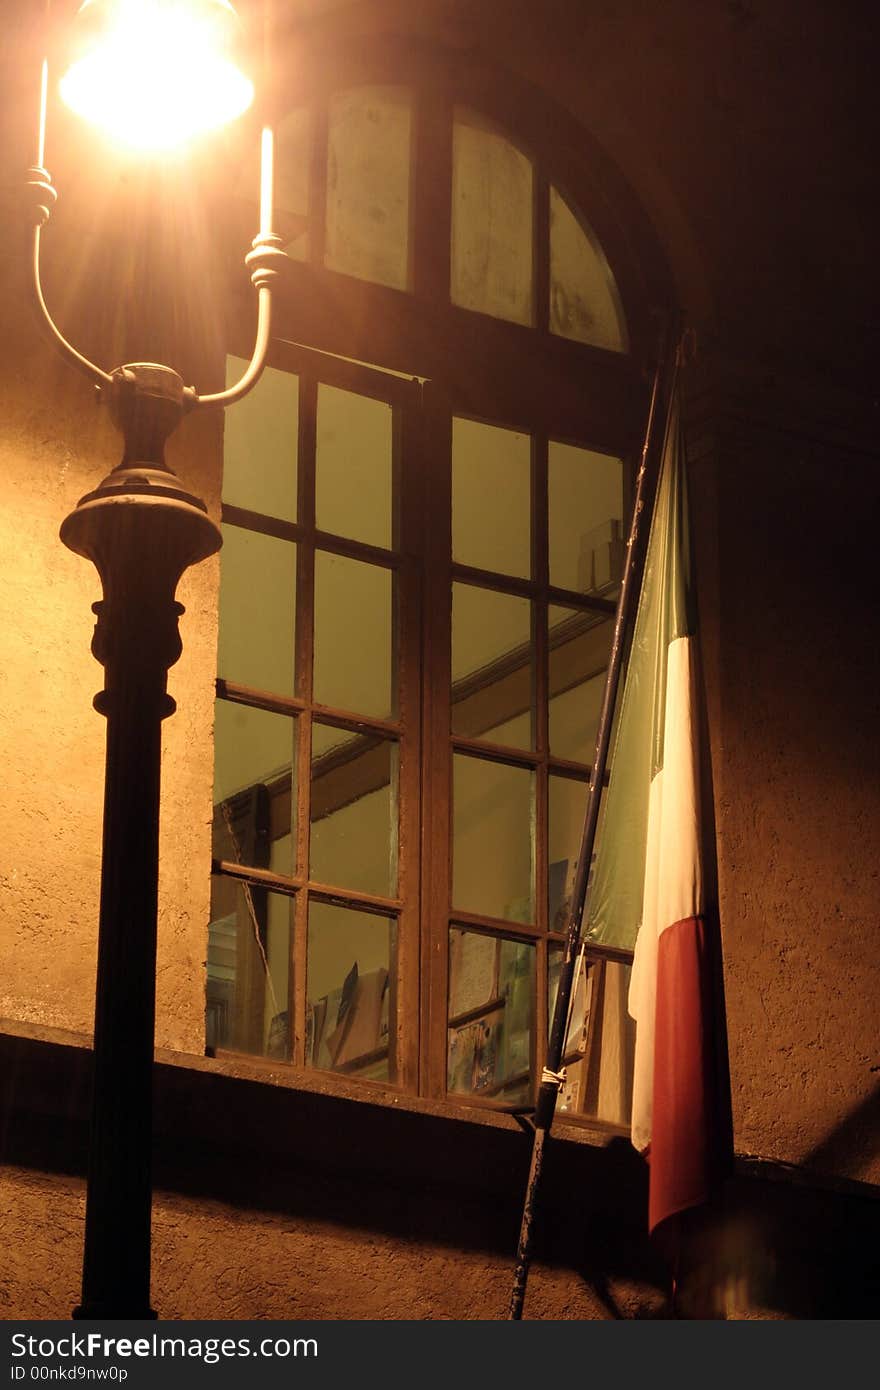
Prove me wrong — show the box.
[62,453,220,1324]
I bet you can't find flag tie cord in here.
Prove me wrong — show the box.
[540,1067,567,1088]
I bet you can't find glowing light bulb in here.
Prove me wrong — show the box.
[59,0,254,151]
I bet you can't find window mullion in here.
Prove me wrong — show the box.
[392,383,425,1093]
[533,430,550,1091]
[291,375,318,1068]
[418,382,453,1099]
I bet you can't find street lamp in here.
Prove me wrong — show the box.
[24,0,286,1319]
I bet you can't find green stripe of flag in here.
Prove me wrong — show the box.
[586,396,695,951]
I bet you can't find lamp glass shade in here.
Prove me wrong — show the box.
[59,0,254,151]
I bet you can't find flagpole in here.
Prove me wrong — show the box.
[507,321,680,1320]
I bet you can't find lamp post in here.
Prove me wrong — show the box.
[24,0,285,1319]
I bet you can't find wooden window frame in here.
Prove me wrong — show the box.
[213,342,423,1094]
[212,38,671,1128]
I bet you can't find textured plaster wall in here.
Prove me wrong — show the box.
[1,0,878,1233]
[5,1035,879,1320]
[0,11,222,1053]
[0,354,220,1052]
[0,1164,659,1321]
[714,419,880,1181]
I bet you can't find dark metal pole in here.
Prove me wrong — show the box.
[62,368,221,1319]
[24,35,282,1310]
[508,325,679,1319]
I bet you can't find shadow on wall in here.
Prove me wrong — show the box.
[1,1030,878,1318]
[672,1083,880,1319]
[802,1079,880,1181]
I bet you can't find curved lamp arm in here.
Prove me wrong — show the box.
[26,170,114,390]
[193,254,280,409]
[25,48,285,416]
[25,49,112,389]
[194,126,287,410]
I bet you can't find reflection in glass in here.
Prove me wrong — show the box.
[451,108,533,326]
[310,727,398,898]
[307,902,395,1080]
[313,552,395,719]
[548,774,588,933]
[325,86,412,291]
[316,384,393,549]
[548,606,613,764]
[548,442,623,595]
[223,360,298,522]
[447,930,533,1104]
[452,417,531,577]
[206,877,292,1060]
[452,584,533,748]
[217,524,296,696]
[547,944,589,1114]
[213,700,296,878]
[452,754,533,922]
[549,185,627,351]
[548,949,634,1124]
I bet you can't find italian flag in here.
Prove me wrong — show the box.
[587,394,732,1237]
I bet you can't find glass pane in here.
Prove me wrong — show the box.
[447,930,533,1104]
[213,700,296,877]
[222,359,297,522]
[548,950,635,1124]
[548,442,624,595]
[206,877,292,1059]
[549,185,627,352]
[587,959,635,1125]
[451,108,533,326]
[316,384,393,549]
[325,85,412,291]
[452,584,533,748]
[276,106,311,262]
[313,553,395,719]
[547,944,592,1114]
[310,726,398,898]
[217,524,296,697]
[548,774,588,931]
[548,605,614,764]
[452,417,531,578]
[453,754,533,922]
[307,901,395,1080]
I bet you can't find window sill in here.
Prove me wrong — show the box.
[205,1042,631,1149]
[2,1016,876,1212]
[0,1015,628,1165]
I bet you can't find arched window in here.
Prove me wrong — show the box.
[207,38,669,1128]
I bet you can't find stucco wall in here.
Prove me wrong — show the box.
[0,1165,642,1321]
[713,405,880,1180]
[0,11,222,1054]
[0,0,877,1284]
[3,1032,877,1320]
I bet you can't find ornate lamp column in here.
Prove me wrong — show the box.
[62,368,220,1320]
[24,0,285,1319]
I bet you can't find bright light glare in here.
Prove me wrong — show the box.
[59,1,254,151]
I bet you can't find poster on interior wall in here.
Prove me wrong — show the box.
[447,1005,504,1095]
[308,964,390,1072]
[548,948,594,1057]
[549,858,571,931]
[448,930,499,1018]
